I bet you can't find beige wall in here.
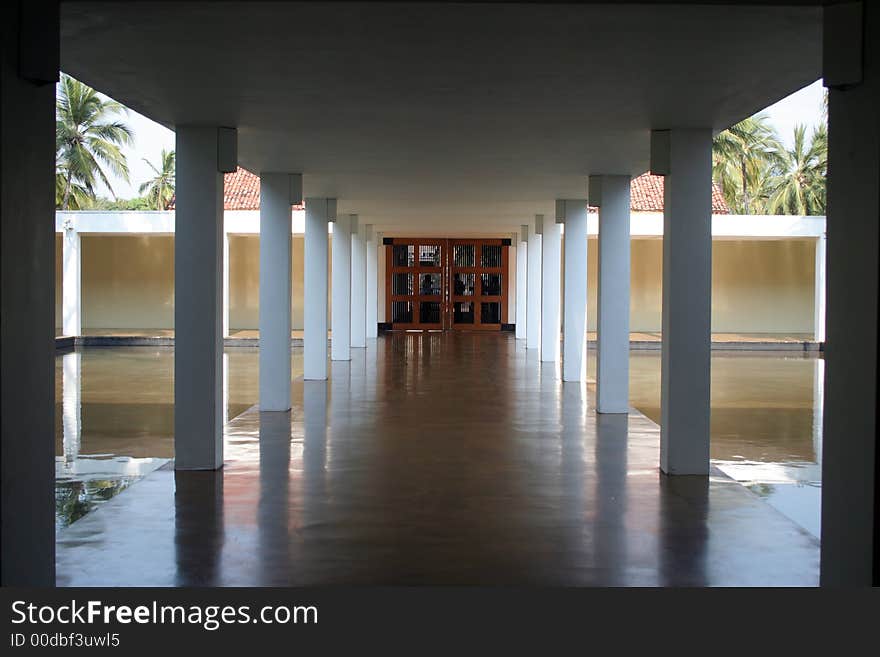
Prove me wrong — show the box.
[68,234,816,335]
[82,235,175,329]
[228,235,260,330]
[711,239,815,333]
[585,238,815,333]
[228,235,320,331]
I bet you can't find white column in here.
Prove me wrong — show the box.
[652,128,712,475]
[541,214,562,363]
[820,2,879,586]
[366,224,378,339]
[377,232,386,324]
[350,216,367,348]
[560,200,588,382]
[592,175,632,412]
[174,126,236,470]
[813,356,824,468]
[331,213,352,361]
[814,233,826,343]
[259,172,299,411]
[526,216,542,350]
[222,233,230,338]
[61,221,81,337]
[516,225,528,340]
[304,198,333,380]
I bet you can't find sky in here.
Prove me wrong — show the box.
[85,78,827,201]
[759,79,826,148]
[93,105,175,200]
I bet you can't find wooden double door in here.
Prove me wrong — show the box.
[385,238,510,331]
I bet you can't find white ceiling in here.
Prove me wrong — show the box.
[61,1,822,230]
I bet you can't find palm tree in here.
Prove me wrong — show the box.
[54,173,93,210]
[56,73,134,209]
[712,114,785,214]
[768,124,827,216]
[139,149,175,210]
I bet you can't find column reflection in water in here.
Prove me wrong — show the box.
[62,351,82,468]
[812,357,824,467]
[174,470,224,586]
[258,410,292,585]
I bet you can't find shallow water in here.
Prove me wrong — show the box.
[589,349,823,537]
[54,347,302,529]
[55,344,822,537]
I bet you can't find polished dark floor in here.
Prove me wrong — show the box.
[55,333,819,586]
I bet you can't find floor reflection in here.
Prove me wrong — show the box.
[658,475,709,587]
[593,413,630,585]
[174,469,224,586]
[56,334,818,586]
[54,346,301,528]
[588,348,824,537]
[257,410,292,585]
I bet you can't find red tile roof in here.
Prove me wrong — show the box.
[222,167,262,210]
[168,167,304,211]
[629,173,729,213]
[173,168,729,214]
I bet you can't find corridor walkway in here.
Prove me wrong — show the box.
[56,333,819,586]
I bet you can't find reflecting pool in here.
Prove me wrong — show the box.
[54,347,302,529]
[589,349,823,537]
[56,343,823,540]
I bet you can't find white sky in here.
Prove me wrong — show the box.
[92,105,175,200]
[86,78,827,200]
[759,79,826,147]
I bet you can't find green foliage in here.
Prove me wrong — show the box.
[713,112,827,216]
[139,149,175,210]
[767,124,827,216]
[712,115,786,214]
[80,196,155,211]
[56,73,134,209]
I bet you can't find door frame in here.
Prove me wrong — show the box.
[383,237,510,331]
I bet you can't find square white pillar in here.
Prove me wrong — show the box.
[304,198,333,380]
[591,175,632,412]
[350,215,367,348]
[331,213,352,361]
[560,199,588,382]
[541,214,562,363]
[223,233,230,338]
[526,216,542,350]
[516,225,528,340]
[652,128,713,475]
[366,224,378,339]
[61,221,81,337]
[259,172,300,411]
[174,125,236,470]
